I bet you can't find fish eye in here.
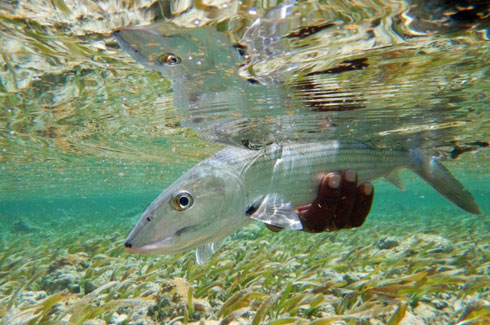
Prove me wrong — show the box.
[158,53,182,66]
[172,191,194,211]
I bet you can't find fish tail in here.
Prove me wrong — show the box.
[409,149,482,215]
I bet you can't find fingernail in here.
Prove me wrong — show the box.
[363,183,373,195]
[345,170,356,182]
[328,173,341,188]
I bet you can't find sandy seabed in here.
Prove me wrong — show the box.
[1,209,489,324]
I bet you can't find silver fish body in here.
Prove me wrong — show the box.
[124,141,481,263]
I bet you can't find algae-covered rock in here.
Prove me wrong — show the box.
[376,237,400,250]
[41,266,81,293]
[81,268,111,294]
[426,245,453,254]
[12,218,39,233]
[432,299,449,310]
[41,252,91,294]
[147,277,211,322]
[51,252,90,271]
[81,279,98,294]
[18,290,48,308]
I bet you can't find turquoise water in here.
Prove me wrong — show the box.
[1,0,490,323]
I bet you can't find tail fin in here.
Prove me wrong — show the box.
[409,149,482,215]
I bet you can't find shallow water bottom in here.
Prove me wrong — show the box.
[1,194,489,324]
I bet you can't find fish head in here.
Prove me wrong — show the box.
[114,22,236,83]
[124,161,245,255]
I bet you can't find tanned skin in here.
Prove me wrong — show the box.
[266,170,374,233]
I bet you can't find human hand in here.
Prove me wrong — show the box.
[298,170,374,232]
[265,170,373,233]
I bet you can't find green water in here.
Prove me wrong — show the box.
[1,0,490,323]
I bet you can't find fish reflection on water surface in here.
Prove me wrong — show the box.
[113,0,490,150]
[124,141,481,265]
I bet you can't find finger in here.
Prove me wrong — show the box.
[300,172,341,232]
[349,182,374,228]
[295,204,311,215]
[332,170,358,229]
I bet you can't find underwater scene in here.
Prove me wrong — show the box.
[1,0,490,324]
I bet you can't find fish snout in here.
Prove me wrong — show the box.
[123,240,152,254]
[124,241,134,253]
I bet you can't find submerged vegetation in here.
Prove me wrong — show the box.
[1,209,489,324]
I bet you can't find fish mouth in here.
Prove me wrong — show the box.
[124,236,175,254]
[124,223,206,254]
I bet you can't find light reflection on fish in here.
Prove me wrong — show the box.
[124,141,482,264]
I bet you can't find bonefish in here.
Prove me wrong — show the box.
[124,141,482,264]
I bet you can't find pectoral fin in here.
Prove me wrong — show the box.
[196,239,225,265]
[385,170,405,191]
[248,193,303,230]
